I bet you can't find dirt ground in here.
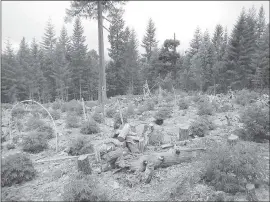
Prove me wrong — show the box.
[1,94,269,201]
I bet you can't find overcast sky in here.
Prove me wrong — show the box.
[2,1,269,59]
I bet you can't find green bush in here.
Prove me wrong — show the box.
[49,109,61,120]
[239,103,269,142]
[154,107,172,120]
[92,112,103,124]
[105,107,116,118]
[197,100,214,116]
[145,99,155,110]
[1,153,36,187]
[62,172,108,201]
[25,117,46,131]
[11,106,27,119]
[94,106,103,114]
[80,119,100,135]
[201,142,262,194]
[22,132,48,153]
[234,89,259,106]
[66,113,80,128]
[178,98,189,110]
[66,137,94,156]
[61,100,83,115]
[113,112,127,129]
[189,118,210,137]
[6,143,15,150]
[25,117,54,139]
[52,100,62,110]
[136,104,148,115]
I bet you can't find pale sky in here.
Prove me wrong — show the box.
[2,1,269,60]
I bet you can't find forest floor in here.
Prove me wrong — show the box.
[1,92,269,201]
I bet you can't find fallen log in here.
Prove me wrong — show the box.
[161,143,174,149]
[127,147,206,172]
[77,154,92,175]
[141,161,155,184]
[117,123,130,142]
[35,153,95,164]
[126,136,140,153]
[103,147,129,166]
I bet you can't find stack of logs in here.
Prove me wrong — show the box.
[88,123,206,183]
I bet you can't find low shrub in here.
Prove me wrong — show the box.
[197,100,214,116]
[189,118,210,137]
[52,100,62,110]
[25,117,46,131]
[22,132,48,153]
[105,107,116,118]
[66,137,94,156]
[136,105,148,115]
[178,98,189,110]
[80,119,100,135]
[145,99,155,111]
[94,106,103,114]
[62,172,108,201]
[25,117,54,139]
[92,112,103,124]
[165,95,174,103]
[154,107,172,120]
[6,143,15,150]
[49,109,61,120]
[113,112,127,129]
[234,89,260,106]
[239,103,269,142]
[201,142,263,194]
[61,100,83,115]
[11,106,27,119]
[1,153,36,187]
[148,130,164,146]
[65,113,80,128]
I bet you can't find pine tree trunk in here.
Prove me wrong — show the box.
[214,77,216,96]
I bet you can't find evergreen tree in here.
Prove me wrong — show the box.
[225,8,247,90]
[17,37,31,100]
[29,38,46,101]
[107,8,127,96]
[1,40,18,103]
[70,17,88,100]
[141,18,158,62]
[189,26,202,56]
[41,18,57,101]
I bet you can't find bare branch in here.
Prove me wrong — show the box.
[103,25,110,32]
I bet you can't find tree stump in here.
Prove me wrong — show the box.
[246,183,258,201]
[227,134,239,146]
[117,123,130,142]
[179,128,189,141]
[141,161,155,184]
[77,154,92,175]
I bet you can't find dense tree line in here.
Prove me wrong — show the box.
[1,5,269,103]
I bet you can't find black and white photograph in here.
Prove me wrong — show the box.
[1,0,269,201]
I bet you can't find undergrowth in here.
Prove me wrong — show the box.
[1,153,36,187]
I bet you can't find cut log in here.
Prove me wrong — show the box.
[179,128,189,141]
[141,161,155,184]
[227,134,239,146]
[246,183,258,201]
[128,148,206,172]
[161,143,174,149]
[77,154,92,175]
[103,147,129,165]
[126,135,140,153]
[117,123,130,142]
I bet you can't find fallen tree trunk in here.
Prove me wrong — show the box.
[126,147,206,172]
